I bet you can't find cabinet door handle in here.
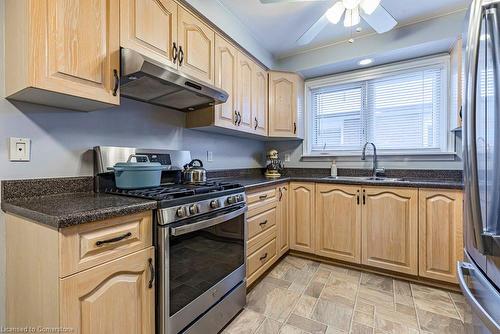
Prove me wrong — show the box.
[172,42,178,64]
[238,112,242,126]
[259,253,268,261]
[357,191,360,205]
[279,187,283,201]
[234,110,239,125]
[95,232,132,247]
[148,258,155,289]
[259,194,268,200]
[112,69,120,96]
[178,46,184,66]
[259,220,268,227]
[363,190,366,205]
[293,122,297,134]
[254,117,258,130]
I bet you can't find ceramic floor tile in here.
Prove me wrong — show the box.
[304,281,325,298]
[355,301,375,316]
[416,308,466,334]
[325,327,347,334]
[374,304,419,329]
[255,318,283,334]
[357,286,394,309]
[247,282,301,322]
[225,308,266,334]
[312,268,331,284]
[411,284,461,319]
[264,276,293,289]
[293,295,318,318]
[321,277,359,301]
[279,324,309,334]
[360,273,393,293]
[311,298,353,332]
[287,313,328,334]
[351,323,374,334]
[353,310,374,327]
[374,316,418,334]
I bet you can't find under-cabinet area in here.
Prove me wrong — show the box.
[246,182,464,287]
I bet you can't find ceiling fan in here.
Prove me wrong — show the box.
[260,0,398,45]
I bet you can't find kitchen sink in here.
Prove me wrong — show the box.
[322,176,408,182]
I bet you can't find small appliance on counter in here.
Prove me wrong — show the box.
[94,146,247,334]
[264,149,284,178]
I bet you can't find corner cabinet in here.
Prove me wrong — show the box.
[315,184,361,264]
[419,189,463,283]
[268,71,304,139]
[290,183,315,253]
[6,0,120,110]
[120,0,179,69]
[361,187,418,275]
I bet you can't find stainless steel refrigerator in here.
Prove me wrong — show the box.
[461,0,500,333]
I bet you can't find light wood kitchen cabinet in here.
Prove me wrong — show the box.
[60,248,155,334]
[120,0,178,69]
[6,212,155,332]
[268,71,304,138]
[177,6,215,84]
[214,35,239,129]
[253,64,269,136]
[277,184,290,256]
[290,182,315,253]
[361,187,418,275]
[236,51,254,132]
[5,0,120,110]
[315,184,361,264]
[419,189,464,283]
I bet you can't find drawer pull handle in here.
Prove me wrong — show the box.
[95,232,132,247]
[259,194,268,200]
[259,220,268,227]
[148,258,155,289]
[259,253,268,261]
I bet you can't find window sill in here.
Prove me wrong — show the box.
[302,151,459,162]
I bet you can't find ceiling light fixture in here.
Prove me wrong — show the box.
[358,58,373,66]
[360,0,381,15]
[326,2,346,24]
[342,0,361,10]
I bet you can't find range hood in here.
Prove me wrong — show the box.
[120,48,228,111]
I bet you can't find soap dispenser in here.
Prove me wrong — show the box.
[330,160,338,177]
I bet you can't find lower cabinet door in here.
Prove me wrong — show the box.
[315,184,361,263]
[60,247,155,334]
[419,189,463,283]
[361,187,418,275]
[277,184,290,256]
[289,182,315,253]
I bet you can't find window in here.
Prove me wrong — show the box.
[306,56,450,156]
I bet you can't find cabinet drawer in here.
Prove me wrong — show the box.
[248,207,276,242]
[247,187,277,211]
[247,237,277,278]
[60,212,153,277]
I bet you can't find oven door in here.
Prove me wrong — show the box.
[158,204,247,334]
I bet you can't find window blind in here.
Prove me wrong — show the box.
[309,63,446,153]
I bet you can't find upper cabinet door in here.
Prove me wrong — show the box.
[60,248,155,334]
[289,182,315,253]
[237,51,254,132]
[315,184,361,264]
[419,189,463,283]
[269,72,302,138]
[214,35,238,129]
[253,65,268,136]
[31,0,120,106]
[177,7,215,84]
[361,187,418,275]
[120,0,178,69]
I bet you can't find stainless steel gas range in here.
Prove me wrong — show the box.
[94,146,247,334]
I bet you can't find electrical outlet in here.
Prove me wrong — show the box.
[9,137,31,162]
[207,151,213,162]
[284,153,291,162]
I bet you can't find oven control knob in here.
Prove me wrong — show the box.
[237,194,245,202]
[227,196,237,204]
[176,207,186,218]
[210,200,220,209]
[189,204,199,215]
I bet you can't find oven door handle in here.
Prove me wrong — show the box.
[170,206,247,236]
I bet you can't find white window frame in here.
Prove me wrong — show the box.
[303,55,454,158]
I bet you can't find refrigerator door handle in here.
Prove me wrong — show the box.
[457,261,500,333]
[464,0,487,253]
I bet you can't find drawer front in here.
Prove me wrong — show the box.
[247,237,277,278]
[247,187,277,211]
[248,207,276,242]
[60,212,152,277]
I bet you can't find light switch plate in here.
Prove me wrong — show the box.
[284,153,291,162]
[9,137,31,161]
[207,151,213,162]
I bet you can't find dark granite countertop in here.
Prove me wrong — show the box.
[214,176,464,191]
[1,192,157,229]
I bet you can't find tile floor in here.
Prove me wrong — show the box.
[224,255,467,334]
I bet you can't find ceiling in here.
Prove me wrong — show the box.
[218,0,471,58]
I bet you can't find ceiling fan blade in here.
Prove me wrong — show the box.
[297,13,330,45]
[260,0,329,3]
[360,5,397,33]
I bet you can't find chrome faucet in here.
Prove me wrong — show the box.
[361,142,385,178]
